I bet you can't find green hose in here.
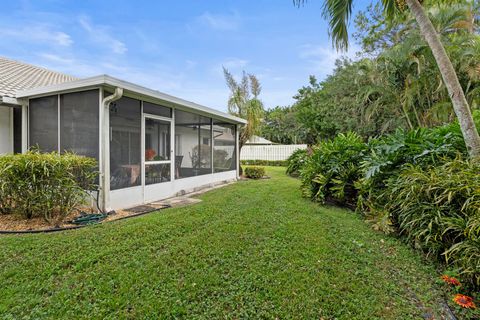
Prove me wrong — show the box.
[70,212,108,225]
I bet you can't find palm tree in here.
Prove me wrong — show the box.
[223,67,264,174]
[294,0,480,157]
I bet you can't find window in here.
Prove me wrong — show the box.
[145,118,171,185]
[213,121,236,172]
[174,110,212,178]
[29,95,58,152]
[110,96,141,190]
[60,90,99,160]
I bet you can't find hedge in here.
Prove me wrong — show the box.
[0,151,98,226]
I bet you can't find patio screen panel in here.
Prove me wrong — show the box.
[13,107,22,154]
[110,96,142,190]
[143,101,171,118]
[213,121,236,172]
[174,110,212,179]
[29,95,58,152]
[60,89,99,160]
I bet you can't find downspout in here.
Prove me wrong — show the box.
[101,87,123,212]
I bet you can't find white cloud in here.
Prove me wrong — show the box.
[0,25,72,47]
[222,58,248,69]
[298,43,360,74]
[78,15,127,54]
[38,53,74,64]
[197,11,240,31]
[209,57,249,78]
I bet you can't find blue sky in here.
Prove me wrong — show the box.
[0,0,370,112]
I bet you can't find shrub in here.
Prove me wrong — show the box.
[385,158,480,286]
[356,125,466,225]
[286,149,309,177]
[300,132,367,208]
[0,151,98,225]
[244,166,266,179]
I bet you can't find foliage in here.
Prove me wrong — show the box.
[0,151,97,225]
[357,122,467,217]
[274,2,480,143]
[260,105,308,144]
[385,158,480,287]
[223,68,264,149]
[0,167,452,319]
[244,166,265,179]
[285,148,309,177]
[241,159,287,167]
[300,132,366,208]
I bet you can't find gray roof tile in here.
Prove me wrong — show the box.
[0,56,77,98]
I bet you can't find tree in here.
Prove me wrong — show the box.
[294,0,480,157]
[223,67,264,173]
[261,106,308,144]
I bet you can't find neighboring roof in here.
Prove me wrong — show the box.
[0,56,77,98]
[17,74,247,124]
[245,135,274,145]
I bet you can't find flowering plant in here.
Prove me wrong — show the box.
[145,149,156,161]
[441,275,461,286]
[453,294,476,309]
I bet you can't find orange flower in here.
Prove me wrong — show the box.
[453,294,476,309]
[441,275,461,286]
[145,149,156,161]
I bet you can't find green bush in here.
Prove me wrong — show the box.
[241,160,287,166]
[385,158,480,286]
[244,166,266,179]
[300,132,367,208]
[285,149,309,177]
[0,151,98,225]
[356,125,466,221]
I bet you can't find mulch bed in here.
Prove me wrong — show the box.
[0,205,171,233]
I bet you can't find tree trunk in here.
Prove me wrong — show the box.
[406,0,480,157]
[238,143,244,176]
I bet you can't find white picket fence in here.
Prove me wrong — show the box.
[240,144,308,161]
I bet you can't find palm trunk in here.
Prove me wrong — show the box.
[401,102,414,130]
[406,0,480,157]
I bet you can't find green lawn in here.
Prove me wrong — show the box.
[0,167,447,319]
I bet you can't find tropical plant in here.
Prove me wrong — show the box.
[384,157,480,286]
[357,122,466,213]
[300,132,366,208]
[294,0,480,157]
[223,68,265,174]
[286,148,309,177]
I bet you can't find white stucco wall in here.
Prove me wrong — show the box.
[0,106,12,155]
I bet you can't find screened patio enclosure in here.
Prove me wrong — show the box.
[18,75,245,210]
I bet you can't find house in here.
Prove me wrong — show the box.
[244,135,275,145]
[0,57,245,210]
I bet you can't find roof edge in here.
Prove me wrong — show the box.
[16,74,247,124]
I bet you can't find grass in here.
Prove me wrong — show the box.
[0,167,448,319]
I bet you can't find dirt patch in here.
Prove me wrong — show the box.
[0,212,78,231]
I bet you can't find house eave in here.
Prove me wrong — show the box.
[16,74,247,125]
[0,96,25,106]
